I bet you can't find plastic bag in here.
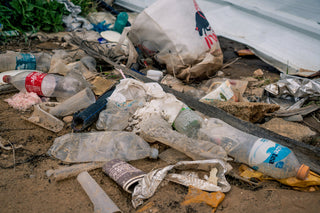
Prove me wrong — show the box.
[128,0,223,82]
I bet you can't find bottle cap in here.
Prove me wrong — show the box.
[149,148,159,159]
[296,164,310,180]
[2,75,11,83]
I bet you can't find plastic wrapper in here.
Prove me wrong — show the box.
[132,159,232,208]
[57,0,93,31]
[265,74,320,98]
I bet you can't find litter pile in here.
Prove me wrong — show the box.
[0,0,319,212]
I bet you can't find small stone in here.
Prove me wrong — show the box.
[63,116,73,123]
[253,69,264,77]
[216,71,225,77]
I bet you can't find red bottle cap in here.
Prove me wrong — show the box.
[2,75,11,83]
[296,164,310,180]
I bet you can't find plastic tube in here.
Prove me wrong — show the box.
[77,171,122,213]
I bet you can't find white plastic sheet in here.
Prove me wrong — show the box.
[115,0,320,76]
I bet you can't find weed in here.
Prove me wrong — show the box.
[0,0,97,40]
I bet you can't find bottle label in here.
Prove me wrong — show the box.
[248,138,291,169]
[15,53,36,70]
[25,72,47,96]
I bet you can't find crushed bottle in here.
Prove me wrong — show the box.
[47,131,159,163]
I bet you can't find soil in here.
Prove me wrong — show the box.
[0,36,319,213]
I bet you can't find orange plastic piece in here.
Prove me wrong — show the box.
[236,49,255,56]
[182,186,225,213]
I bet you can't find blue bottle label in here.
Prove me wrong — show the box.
[248,138,291,168]
[16,53,36,70]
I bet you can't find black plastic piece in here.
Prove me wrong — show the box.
[71,87,115,132]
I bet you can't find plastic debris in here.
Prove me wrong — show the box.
[127,0,223,82]
[265,74,320,99]
[77,171,122,213]
[22,102,64,133]
[4,91,42,111]
[139,115,228,161]
[132,159,231,208]
[239,164,320,191]
[47,131,158,163]
[181,186,225,213]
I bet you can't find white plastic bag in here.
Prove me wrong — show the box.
[128,0,223,82]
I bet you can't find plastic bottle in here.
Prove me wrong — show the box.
[139,115,228,161]
[197,118,310,179]
[47,131,159,163]
[113,12,128,34]
[3,71,87,99]
[0,51,51,72]
[173,105,204,138]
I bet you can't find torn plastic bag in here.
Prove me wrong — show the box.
[47,131,158,163]
[132,159,232,208]
[133,93,184,125]
[107,78,166,106]
[127,0,223,82]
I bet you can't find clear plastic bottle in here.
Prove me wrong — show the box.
[3,71,87,99]
[114,12,128,34]
[173,105,204,138]
[140,115,228,161]
[0,51,51,72]
[197,118,310,179]
[48,131,159,163]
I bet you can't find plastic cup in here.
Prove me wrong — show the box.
[49,87,96,117]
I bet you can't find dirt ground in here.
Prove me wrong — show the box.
[0,36,319,213]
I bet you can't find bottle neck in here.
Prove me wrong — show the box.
[2,75,11,83]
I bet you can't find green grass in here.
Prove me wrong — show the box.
[0,0,97,37]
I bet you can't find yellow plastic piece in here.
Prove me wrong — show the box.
[239,164,320,191]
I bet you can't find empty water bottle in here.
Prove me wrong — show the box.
[3,71,88,99]
[198,118,310,179]
[0,51,51,72]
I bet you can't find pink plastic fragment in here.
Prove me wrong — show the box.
[5,92,42,111]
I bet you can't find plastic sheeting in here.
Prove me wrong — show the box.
[114,0,320,76]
